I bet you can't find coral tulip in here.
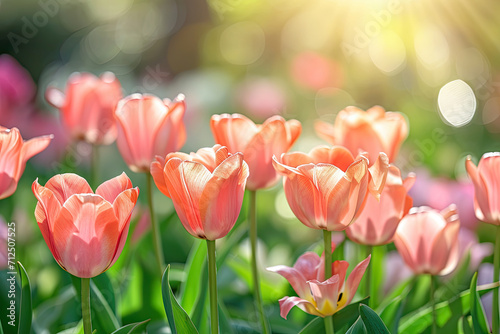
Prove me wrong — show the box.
[46,72,122,145]
[466,153,500,225]
[0,127,52,199]
[315,106,408,163]
[267,249,370,318]
[151,145,249,240]
[273,146,389,231]
[394,205,460,276]
[32,173,139,278]
[211,113,301,190]
[115,93,186,173]
[346,166,415,246]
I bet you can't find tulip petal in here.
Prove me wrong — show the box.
[210,114,259,153]
[278,296,323,319]
[344,255,370,305]
[309,276,340,316]
[151,158,170,197]
[308,146,355,171]
[21,135,52,164]
[152,100,186,161]
[45,86,66,109]
[477,154,500,223]
[294,252,322,281]
[367,153,389,199]
[96,172,133,203]
[281,173,320,229]
[314,120,336,144]
[267,265,312,301]
[44,173,93,204]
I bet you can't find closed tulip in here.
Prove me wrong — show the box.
[346,166,415,246]
[211,113,301,190]
[466,153,500,225]
[315,106,408,163]
[46,72,122,145]
[394,205,460,276]
[115,94,186,173]
[32,173,139,278]
[0,127,52,199]
[267,249,370,318]
[273,146,389,231]
[151,145,249,240]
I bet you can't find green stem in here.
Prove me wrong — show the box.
[323,229,334,334]
[91,144,99,188]
[493,226,500,334]
[249,190,270,334]
[81,277,92,334]
[146,172,165,276]
[207,240,219,334]
[430,275,436,334]
[365,245,373,306]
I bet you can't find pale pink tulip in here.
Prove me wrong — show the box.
[32,173,139,278]
[273,146,389,231]
[267,249,370,318]
[346,166,415,245]
[46,72,122,145]
[0,127,52,199]
[315,106,408,164]
[211,113,301,190]
[115,94,186,173]
[466,153,500,225]
[151,145,249,240]
[394,205,460,276]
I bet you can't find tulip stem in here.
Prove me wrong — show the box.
[323,229,334,334]
[81,277,92,334]
[146,172,165,276]
[249,190,270,334]
[91,144,99,189]
[207,240,219,334]
[430,275,437,334]
[493,226,500,334]
[365,245,372,306]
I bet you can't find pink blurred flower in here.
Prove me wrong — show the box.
[267,248,370,318]
[290,52,343,91]
[394,205,460,276]
[235,77,287,119]
[0,217,7,269]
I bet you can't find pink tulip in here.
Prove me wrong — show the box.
[0,127,52,199]
[46,72,122,145]
[466,153,500,225]
[394,205,460,276]
[211,113,301,190]
[273,146,389,231]
[346,166,415,246]
[32,173,139,278]
[267,249,370,318]
[151,145,249,240]
[115,94,186,173]
[315,106,408,164]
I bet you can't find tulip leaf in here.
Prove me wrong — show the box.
[16,261,32,334]
[359,304,390,333]
[469,272,490,334]
[459,315,474,334]
[56,321,83,334]
[161,265,199,334]
[110,319,150,334]
[299,297,370,334]
[179,239,207,316]
[399,281,500,333]
[0,318,4,334]
[345,317,366,334]
[378,284,412,333]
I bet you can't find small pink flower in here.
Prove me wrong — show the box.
[46,72,123,145]
[267,248,370,318]
[466,153,500,225]
[394,205,460,276]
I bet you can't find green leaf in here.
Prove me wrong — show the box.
[359,304,390,333]
[299,297,370,334]
[161,265,199,334]
[218,299,234,334]
[16,261,32,334]
[180,239,207,316]
[399,281,500,333]
[0,318,5,334]
[469,272,490,334]
[378,285,411,333]
[345,317,366,334]
[56,321,84,334]
[459,316,474,334]
[110,319,150,334]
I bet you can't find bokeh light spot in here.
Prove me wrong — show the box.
[369,31,406,75]
[219,21,265,65]
[438,79,476,127]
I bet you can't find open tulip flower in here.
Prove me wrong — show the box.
[115,93,186,173]
[346,165,415,246]
[46,72,122,145]
[394,205,460,276]
[0,126,52,199]
[211,113,301,190]
[151,144,249,240]
[273,146,389,231]
[315,106,408,164]
[466,153,500,225]
[32,173,139,278]
[267,249,371,318]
